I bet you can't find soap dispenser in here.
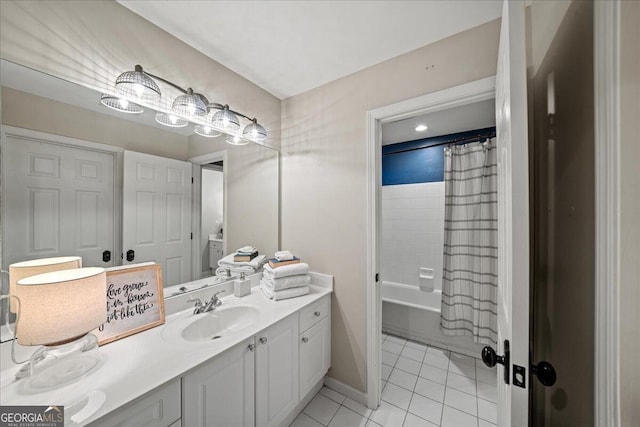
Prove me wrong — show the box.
[234,272,251,297]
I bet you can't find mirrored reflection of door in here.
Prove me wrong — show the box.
[122,150,192,287]
[2,129,116,269]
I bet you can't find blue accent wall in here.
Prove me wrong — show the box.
[382,127,496,186]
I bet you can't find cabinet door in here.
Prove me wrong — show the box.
[182,337,255,427]
[299,316,331,398]
[255,314,299,427]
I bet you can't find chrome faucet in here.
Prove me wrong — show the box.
[202,290,225,312]
[188,291,225,315]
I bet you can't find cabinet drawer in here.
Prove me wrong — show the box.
[89,379,180,427]
[299,295,330,332]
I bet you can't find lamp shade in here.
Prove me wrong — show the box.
[211,106,240,132]
[115,65,161,102]
[16,267,106,346]
[9,256,82,313]
[155,112,188,128]
[172,88,208,117]
[100,94,143,114]
[242,119,268,141]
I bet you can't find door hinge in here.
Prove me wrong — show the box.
[375,273,379,282]
[191,177,194,184]
[190,232,193,240]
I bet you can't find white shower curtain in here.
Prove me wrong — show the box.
[440,138,498,346]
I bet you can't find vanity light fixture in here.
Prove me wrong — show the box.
[15,267,106,388]
[226,135,250,146]
[172,88,208,117]
[242,118,268,142]
[115,65,161,102]
[105,65,269,143]
[100,94,143,114]
[194,124,222,138]
[211,105,241,132]
[155,112,188,128]
[415,124,428,132]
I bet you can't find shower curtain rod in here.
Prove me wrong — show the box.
[383,131,496,156]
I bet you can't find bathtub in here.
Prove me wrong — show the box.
[381,281,484,356]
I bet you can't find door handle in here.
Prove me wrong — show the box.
[102,250,111,263]
[481,340,510,384]
[531,360,557,387]
[126,249,135,262]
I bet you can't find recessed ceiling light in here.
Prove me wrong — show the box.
[415,124,428,132]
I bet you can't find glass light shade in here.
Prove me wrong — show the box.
[194,124,222,138]
[16,267,106,346]
[242,119,268,141]
[226,135,250,146]
[172,88,208,117]
[211,107,240,132]
[100,94,143,114]
[115,65,161,102]
[9,256,82,313]
[155,112,188,128]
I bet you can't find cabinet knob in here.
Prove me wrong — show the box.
[314,311,321,317]
[248,344,256,352]
[259,337,268,344]
[301,337,309,343]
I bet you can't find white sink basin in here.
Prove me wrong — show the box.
[181,306,260,342]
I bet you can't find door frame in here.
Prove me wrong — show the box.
[189,150,228,280]
[594,0,622,425]
[365,76,496,409]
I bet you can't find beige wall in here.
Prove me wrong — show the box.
[619,1,640,425]
[0,0,281,152]
[281,20,500,392]
[2,87,188,159]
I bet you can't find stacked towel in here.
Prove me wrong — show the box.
[216,251,267,277]
[260,256,311,301]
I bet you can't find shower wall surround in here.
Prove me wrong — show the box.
[381,182,445,290]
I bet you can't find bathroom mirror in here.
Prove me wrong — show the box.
[0,59,279,297]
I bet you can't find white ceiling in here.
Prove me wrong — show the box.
[118,1,502,99]
[382,99,496,146]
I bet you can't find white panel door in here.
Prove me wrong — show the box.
[122,151,192,287]
[495,0,530,425]
[256,314,299,427]
[182,337,255,427]
[2,132,116,268]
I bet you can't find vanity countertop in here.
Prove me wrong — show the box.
[0,278,332,426]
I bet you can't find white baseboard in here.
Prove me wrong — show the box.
[323,376,368,408]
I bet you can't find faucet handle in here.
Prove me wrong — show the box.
[213,290,226,298]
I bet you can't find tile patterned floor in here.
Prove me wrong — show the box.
[290,333,497,427]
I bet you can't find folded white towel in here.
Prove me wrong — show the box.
[237,246,257,254]
[216,266,254,276]
[275,250,294,261]
[218,253,267,269]
[263,262,309,278]
[260,282,310,301]
[261,274,310,291]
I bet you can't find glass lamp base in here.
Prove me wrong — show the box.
[28,333,101,389]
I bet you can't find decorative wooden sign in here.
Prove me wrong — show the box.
[93,263,165,345]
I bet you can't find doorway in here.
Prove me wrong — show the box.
[366,77,497,411]
[201,162,224,278]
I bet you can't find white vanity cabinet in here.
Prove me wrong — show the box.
[182,337,255,427]
[298,295,331,399]
[181,314,299,427]
[255,314,299,427]
[88,379,181,427]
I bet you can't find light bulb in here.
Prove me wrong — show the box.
[133,83,145,99]
[118,98,129,109]
[187,104,196,115]
[204,126,211,134]
[231,136,240,143]
[169,115,178,124]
